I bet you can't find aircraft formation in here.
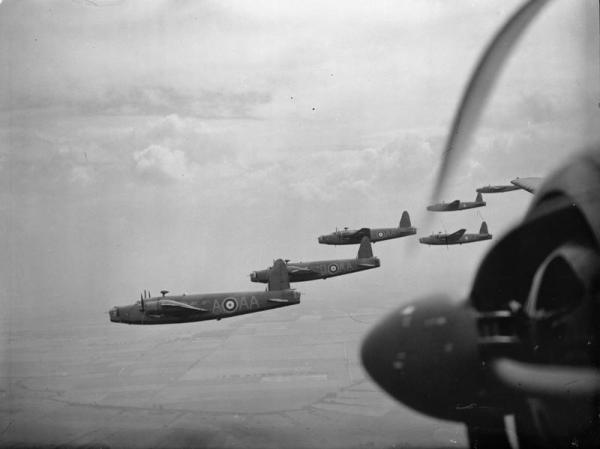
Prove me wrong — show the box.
[110,213,414,325]
[421,179,537,247]
[108,1,598,448]
[109,195,514,327]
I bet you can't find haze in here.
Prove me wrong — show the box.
[1,0,598,447]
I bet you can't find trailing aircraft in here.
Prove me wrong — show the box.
[250,236,379,283]
[361,1,600,448]
[426,192,486,211]
[419,222,492,246]
[511,176,543,193]
[109,259,300,324]
[476,184,521,193]
[317,211,416,245]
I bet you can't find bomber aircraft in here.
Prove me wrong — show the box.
[511,176,543,193]
[317,211,416,245]
[476,184,521,193]
[361,1,600,448]
[419,222,492,246]
[250,236,379,283]
[426,192,486,211]
[109,259,300,324]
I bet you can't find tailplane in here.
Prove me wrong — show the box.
[268,259,290,291]
[480,221,489,235]
[399,210,411,228]
[476,192,483,203]
[357,236,373,258]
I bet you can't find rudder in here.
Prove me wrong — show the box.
[357,236,373,259]
[480,221,489,235]
[399,210,411,228]
[268,259,290,291]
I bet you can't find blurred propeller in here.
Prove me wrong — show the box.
[492,358,600,397]
[431,0,549,202]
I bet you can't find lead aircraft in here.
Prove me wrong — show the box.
[109,259,300,324]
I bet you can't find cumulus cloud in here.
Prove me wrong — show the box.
[275,133,442,202]
[133,144,195,181]
[70,165,95,186]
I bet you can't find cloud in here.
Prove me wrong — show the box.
[70,165,95,186]
[133,144,195,182]
[276,132,442,203]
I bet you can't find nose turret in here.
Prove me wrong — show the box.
[109,306,121,322]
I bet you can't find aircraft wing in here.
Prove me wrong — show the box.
[287,265,319,274]
[447,229,466,242]
[348,227,370,237]
[268,298,293,303]
[158,299,209,313]
[511,177,543,193]
[358,262,378,268]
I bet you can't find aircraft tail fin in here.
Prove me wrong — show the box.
[399,210,411,228]
[480,221,489,235]
[268,259,290,291]
[357,236,373,258]
[476,192,483,202]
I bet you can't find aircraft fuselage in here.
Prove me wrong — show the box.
[109,289,300,324]
[251,257,380,283]
[426,201,485,212]
[476,185,520,193]
[318,226,416,245]
[419,233,492,245]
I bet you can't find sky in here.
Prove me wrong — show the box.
[0,0,598,328]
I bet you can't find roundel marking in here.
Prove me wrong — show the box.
[329,264,338,273]
[378,231,384,238]
[223,297,238,313]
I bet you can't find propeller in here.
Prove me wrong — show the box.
[430,0,549,202]
[362,0,554,439]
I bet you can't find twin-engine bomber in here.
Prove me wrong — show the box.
[419,222,492,246]
[109,259,300,324]
[476,184,521,194]
[251,236,380,283]
[427,192,486,212]
[317,211,416,245]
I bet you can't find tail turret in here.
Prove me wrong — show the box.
[357,236,373,258]
[268,259,290,291]
[479,221,489,235]
[399,210,411,228]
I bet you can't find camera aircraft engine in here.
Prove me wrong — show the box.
[361,1,599,447]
